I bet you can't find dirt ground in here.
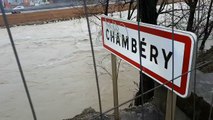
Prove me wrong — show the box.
[67,103,163,120]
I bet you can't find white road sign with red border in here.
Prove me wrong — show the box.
[101,16,197,98]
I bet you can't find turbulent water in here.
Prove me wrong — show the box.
[0,15,138,120]
[1,8,213,120]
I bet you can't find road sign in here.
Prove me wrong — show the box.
[101,16,197,98]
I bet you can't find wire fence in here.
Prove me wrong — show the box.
[0,2,37,120]
[83,0,213,120]
[89,59,212,119]
[0,0,213,120]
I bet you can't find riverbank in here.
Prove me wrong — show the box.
[0,3,129,27]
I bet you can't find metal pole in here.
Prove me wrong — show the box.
[193,0,201,119]
[83,0,103,119]
[0,2,37,120]
[137,0,144,119]
[166,0,176,120]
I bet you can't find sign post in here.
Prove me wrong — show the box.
[111,54,119,120]
[101,16,197,98]
[165,91,177,120]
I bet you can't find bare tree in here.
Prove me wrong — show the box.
[199,0,213,50]
[158,0,213,50]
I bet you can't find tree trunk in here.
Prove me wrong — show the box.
[135,0,158,106]
[186,0,198,32]
[140,0,158,24]
[199,0,213,50]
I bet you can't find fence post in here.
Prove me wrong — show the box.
[111,54,120,120]
[165,90,177,120]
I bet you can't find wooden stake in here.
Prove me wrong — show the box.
[165,90,177,120]
[111,54,119,120]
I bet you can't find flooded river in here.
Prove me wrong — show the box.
[0,16,138,120]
